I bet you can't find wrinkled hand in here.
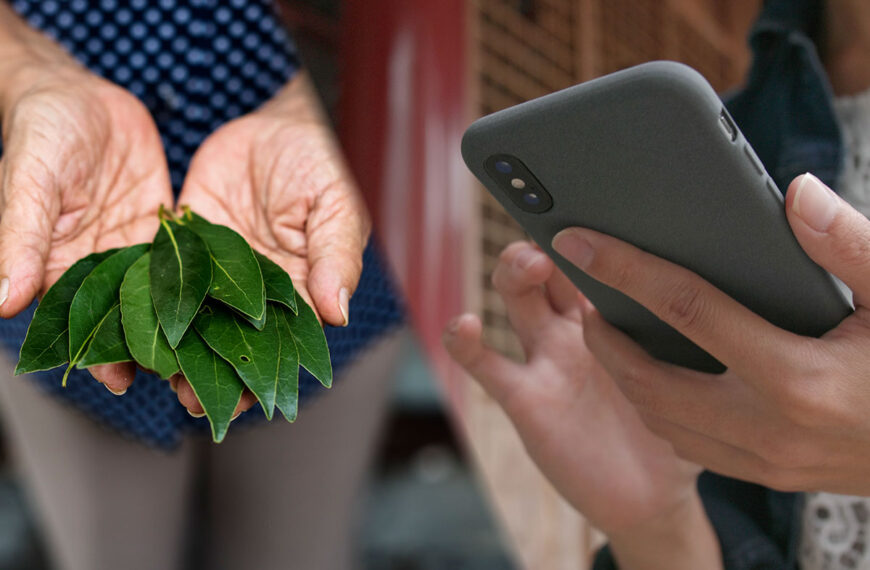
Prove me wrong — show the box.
[443,242,703,538]
[551,173,870,495]
[0,64,173,394]
[173,73,369,416]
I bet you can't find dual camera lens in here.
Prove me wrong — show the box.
[485,156,552,214]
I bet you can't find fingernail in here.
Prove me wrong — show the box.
[793,173,838,232]
[0,277,9,307]
[231,411,241,421]
[514,248,543,271]
[445,316,461,337]
[552,230,595,270]
[338,287,350,327]
[187,409,206,418]
[105,385,127,396]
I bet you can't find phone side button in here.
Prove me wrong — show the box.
[743,144,764,176]
[767,179,783,200]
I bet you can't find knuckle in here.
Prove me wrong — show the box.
[655,281,709,332]
[772,375,846,431]
[830,219,870,268]
[606,258,637,292]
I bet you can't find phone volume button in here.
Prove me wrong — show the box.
[766,179,782,200]
[743,144,764,176]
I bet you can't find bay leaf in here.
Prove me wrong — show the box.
[119,253,178,379]
[187,214,265,321]
[66,244,149,384]
[77,303,132,368]
[273,304,299,422]
[237,307,266,331]
[255,251,297,314]
[150,219,212,348]
[174,330,244,443]
[194,303,280,420]
[283,292,332,388]
[16,248,118,375]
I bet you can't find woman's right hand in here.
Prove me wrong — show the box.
[443,242,721,569]
[0,58,174,393]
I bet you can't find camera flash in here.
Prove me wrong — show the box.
[511,178,526,189]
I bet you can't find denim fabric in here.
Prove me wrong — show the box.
[595,0,835,567]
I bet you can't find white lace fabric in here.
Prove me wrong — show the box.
[798,88,870,570]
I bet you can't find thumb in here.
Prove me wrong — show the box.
[305,195,369,327]
[0,155,58,318]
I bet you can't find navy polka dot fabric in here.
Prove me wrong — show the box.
[0,1,404,448]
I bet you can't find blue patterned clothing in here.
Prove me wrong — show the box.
[0,0,403,448]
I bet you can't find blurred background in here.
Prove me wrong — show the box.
[0,1,764,569]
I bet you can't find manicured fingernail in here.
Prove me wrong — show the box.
[0,277,9,307]
[514,248,543,271]
[105,385,127,396]
[339,287,350,327]
[794,173,837,232]
[187,409,206,418]
[552,230,595,270]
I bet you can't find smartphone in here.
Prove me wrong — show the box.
[461,61,852,373]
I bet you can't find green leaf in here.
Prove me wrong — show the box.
[187,214,265,321]
[274,304,299,422]
[66,245,149,384]
[283,292,332,388]
[77,304,132,368]
[16,249,118,375]
[150,219,212,348]
[194,303,281,420]
[255,251,297,314]
[174,331,244,443]
[237,307,266,331]
[120,253,179,379]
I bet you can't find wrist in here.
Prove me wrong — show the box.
[607,490,722,570]
[0,6,83,116]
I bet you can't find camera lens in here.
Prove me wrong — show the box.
[523,192,541,206]
[495,160,513,174]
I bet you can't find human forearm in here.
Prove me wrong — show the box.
[0,3,82,114]
[607,490,722,570]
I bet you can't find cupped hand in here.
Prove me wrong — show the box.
[551,173,870,495]
[172,73,369,416]
[0,64,173,395]
[443,242,701,537]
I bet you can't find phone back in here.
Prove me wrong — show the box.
[462,61,851,372]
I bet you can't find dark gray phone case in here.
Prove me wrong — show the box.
[462,61,852,372]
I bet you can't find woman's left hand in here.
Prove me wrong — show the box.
[172,73,370,416]
[551,173,870,495]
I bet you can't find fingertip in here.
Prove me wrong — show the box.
[234,391,257,415]
[89,363,135,395]
[307,260,358,327]
[443,313,485,365]
[0,275,38,319]
[176,379,204,414]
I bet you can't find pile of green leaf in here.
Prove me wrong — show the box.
[15,207,331,442]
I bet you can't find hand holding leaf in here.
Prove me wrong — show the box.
[16,210,333,442]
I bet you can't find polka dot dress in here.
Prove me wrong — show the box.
[0,1,404,448]
[12,0,300,191]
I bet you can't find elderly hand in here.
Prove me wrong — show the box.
[172,73,369,417]
[0,59,173,395]
[551,173,870,495]
[444,242,721,569]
